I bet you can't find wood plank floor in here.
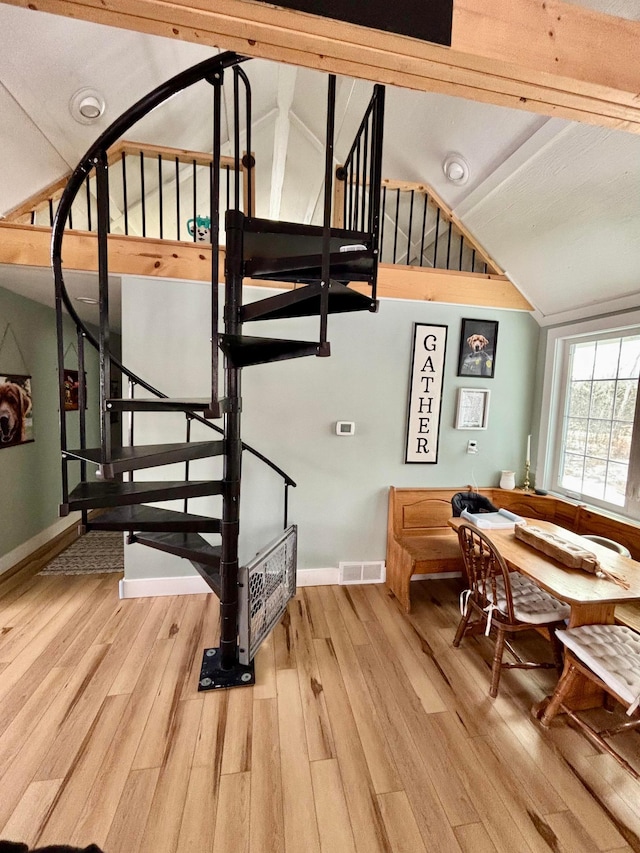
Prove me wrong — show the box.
[1,563,640,853]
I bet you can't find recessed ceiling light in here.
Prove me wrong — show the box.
[69,88,106,125]
[443,153,470,185]
[75,296,99,304]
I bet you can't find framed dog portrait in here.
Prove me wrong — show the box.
[63,368,84,411]
[457,318,498,378]
[0,374,33,448]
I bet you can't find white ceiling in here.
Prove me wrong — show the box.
[0,1,639,329]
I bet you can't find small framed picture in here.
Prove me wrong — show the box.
[0,374,34,447]
[455,388,490,430]
[457,318,498,378]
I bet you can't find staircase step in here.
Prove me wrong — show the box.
[219,334,322,368]
[63,480,224,513]
[241,281,376,323]
[65,441,225,478]
[86,505,221,533]
[190,562,222,597]
[105,398,228,417]
[245,249,374,284]
[133,532,221,595]
[242,215,371,257]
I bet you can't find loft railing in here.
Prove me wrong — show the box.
[4,140,255,240]
[334,175,502,276]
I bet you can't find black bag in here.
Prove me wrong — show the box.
[451,490,498,517]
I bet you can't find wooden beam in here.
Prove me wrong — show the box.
[3,0,640,131]
[0,222,531,310]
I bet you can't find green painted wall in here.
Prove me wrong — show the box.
[0,286,100,561]
[123,276,542,574]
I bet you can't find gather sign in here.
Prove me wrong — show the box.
[405,323,447,463]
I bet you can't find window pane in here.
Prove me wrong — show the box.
[568,381,591,417]
[571,342,595,380]
[583,457,607,499]
[556,330,640,515]
[619,337,640,379]
[589,380,615,420]
[586,420,611,458]
[605,461,628,506]
[593,339,620,380]
[610,422,633,462]
[565,418,587,454]
[614,380,637,421]
[560,453,584,492]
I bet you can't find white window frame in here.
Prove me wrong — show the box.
[539,309,640,519]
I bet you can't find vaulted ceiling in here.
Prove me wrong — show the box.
[0,0,639,328]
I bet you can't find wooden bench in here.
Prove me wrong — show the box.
[386,486,640,615]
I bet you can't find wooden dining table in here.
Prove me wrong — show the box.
[448,516,640,710]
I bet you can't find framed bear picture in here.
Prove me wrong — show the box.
[0,374,33,448]
[457,318,498,379]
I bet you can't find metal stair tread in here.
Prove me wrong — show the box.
[245,249,374,283]
[219,334,320,367]
[241,280,375,322]
[133,531,221,566]
[106,397,218,412]
[65,479,224,511]
[87,505,221,533]
[65,440,225,475]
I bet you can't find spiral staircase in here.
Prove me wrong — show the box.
[53,52,385,688]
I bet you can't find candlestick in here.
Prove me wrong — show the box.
[523,460,531,492]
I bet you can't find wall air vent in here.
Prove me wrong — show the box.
[338,561,385,585]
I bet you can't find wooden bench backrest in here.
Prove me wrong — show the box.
[574,505,640,561]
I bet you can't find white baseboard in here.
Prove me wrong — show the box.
[0,513,81,577]
[412,571,463,581]
[119,564,388,598]
[296,567,340,587]
[119,574,211,598]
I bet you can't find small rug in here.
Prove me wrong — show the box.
[39,531,124,575]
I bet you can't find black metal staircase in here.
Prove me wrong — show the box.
[53,52,384,689]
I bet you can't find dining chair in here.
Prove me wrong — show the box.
[581,534,631,558]
[453,523,571,698]
[539,623,640,779]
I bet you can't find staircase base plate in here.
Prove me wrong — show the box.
[198,648,255,690]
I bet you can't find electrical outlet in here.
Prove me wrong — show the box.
[467,440,478,454]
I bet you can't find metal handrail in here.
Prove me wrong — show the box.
[52,51,297,491]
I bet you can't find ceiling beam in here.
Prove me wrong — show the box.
[3,0,640,131]
[269,65,297,220]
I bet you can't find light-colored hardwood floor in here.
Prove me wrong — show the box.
[0,562,639,853]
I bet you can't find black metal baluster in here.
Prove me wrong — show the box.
[226,164,230,213]
[361,121,369,232]
[68,206,73,230]
[392,188,400,264]
[406,190,414,265]
[193,159,197,241]
[211,68,222,410]
[184,414,192,513]
[158,154,164,239]
[140,151,146,237]
[85,174,92,231]
[30,211,35,226]
[484,262,488,274]
[419,192,428,267]
[379,186,387,262]
[354,141,361,233]
[348,163,353,230]
[49,198,54,227]
[96,148,112,462]
[122,153,129,236]
[433,207,441,268]
[233,68,241,210]
[77,327,88,532]
[471,248,476,273]
[459,233,464,271]
[236,67,252,215]
[446,218,453,269]
[175,157,181,240]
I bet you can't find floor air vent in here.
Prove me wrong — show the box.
[338,561,385,585]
